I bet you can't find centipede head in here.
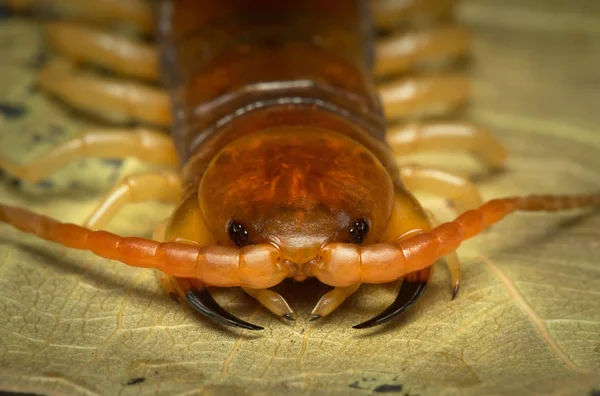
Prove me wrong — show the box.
[199,127,395,268]
[174,127,428,329]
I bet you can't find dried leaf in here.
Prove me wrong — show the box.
[0,2,599,395]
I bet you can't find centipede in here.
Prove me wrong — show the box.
[0,0,598,331]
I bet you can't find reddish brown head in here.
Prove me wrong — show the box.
[199,127,395,275]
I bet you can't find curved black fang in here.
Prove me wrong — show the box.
[352,281,428,329]
[185,289,264,331]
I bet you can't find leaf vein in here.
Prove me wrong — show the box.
[481,254,588,374]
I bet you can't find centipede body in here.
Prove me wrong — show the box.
[0,0,598,330]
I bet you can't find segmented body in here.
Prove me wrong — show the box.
[158,0,431,327]
[0,0,598,330]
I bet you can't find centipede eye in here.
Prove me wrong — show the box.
[349,218,369,244]
[227,220,250,247]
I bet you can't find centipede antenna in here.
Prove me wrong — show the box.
[353,281,428,329]
[185,289,264,331]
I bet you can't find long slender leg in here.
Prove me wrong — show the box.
[10,0,453,34]
[375,25,471,77]
[426,210,461,298]
[32,2,466,82]
[387,121,507,169]
[84,171,181,230]
[7,0,154,33]
[38,60,170,126]
[46,22,159,81]
[378,74,469,120]
[371,0,458,30]
[0,128,178,183]
[400,164,483,214]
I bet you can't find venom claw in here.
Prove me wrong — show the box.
[309,314,321,322]
[282,313,296,321]
[452,283,460,300]
[185,289,263,330]
[352,281,428,329]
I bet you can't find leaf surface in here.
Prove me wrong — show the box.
[0,1,599,395]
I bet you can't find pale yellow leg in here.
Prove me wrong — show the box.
[7,0,154,33]
[309,284,361,320]
[38,60,170,126]
[12,0,450,33]
[152,218,169,242]
[400,164,483,214]
[378,74,469,120]
[12,0,453,34]
[375,25,471,77]
[242,287,295,320]
[46,21,159,81]
[387,121,507,169]
[0,128,178,183]
[84,170,181,230]
[426,210,461,298]
[371,0,458,30]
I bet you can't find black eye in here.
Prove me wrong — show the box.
[349,218,369,244]
[228,220,250,247]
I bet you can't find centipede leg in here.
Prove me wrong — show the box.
[387,121,507,169]
[242,287,295,320]
[84,171,181,230]
[38,60,170,126]
[378,74,469,120]
[7,0,154,33]
[371,0,458,30]
[375,25,471,78]
[0,128,177,183]
[46,21,159,81]
[400,164,483,214]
